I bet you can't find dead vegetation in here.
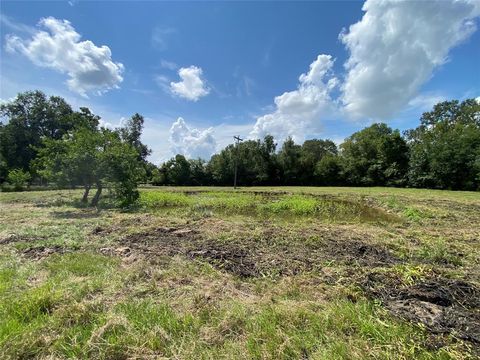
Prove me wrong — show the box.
[105,224,401,278]
[363,271,480,345]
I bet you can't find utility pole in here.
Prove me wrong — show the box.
[233,135,243,189]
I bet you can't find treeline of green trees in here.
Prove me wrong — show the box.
[1,91,479,206]
[156,98,480,190]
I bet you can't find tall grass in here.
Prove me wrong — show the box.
[139,190,396,222]
[139,191,192,207]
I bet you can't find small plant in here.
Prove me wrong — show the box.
[393,264,431,285]
[419,237,462,265]
[6,169,31,191]
[403,207,425,222]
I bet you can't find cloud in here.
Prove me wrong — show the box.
[340,0,480,120]
[151,26,176,51]
[233,67,256,98]
[0,14,35,34]
[154,74,171,93]
[160,59,178,70]
[169,117,217,159]
[170,66,210,101]
[5,17,124,96]
[98,116,127,130]
[407,93,447,112]
[250,54,338,143]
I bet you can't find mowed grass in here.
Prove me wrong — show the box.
[1,187,479,359]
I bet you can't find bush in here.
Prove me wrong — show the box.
[6,169,31,191]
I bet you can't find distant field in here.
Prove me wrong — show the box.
[1,187,479,359]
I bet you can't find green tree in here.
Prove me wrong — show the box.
[162,155,192,185]
[6,169,31,191]
[103,130,145,206]
[406,99,480,190]
[119,113,151,161]
[189,159,211,185]
[314,154,343,185]
[37,126,144,206]
[0,91,74,173]
[341,123,409,186]
[278,137,301,185]
[205,136,277,186]
[208,150,234,185]
[300,139,337,184]
[0,152,7,184]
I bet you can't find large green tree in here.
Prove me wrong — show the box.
[36,126,144,206]
[119,113,151,161]
[314,154,343,186]
[341,123,409,186]
[0,91,100,180]
[0,91,73,172]
[161,154,192,185]
[300,139,338,184]
[278,137,302,185]
[406,99,480,190]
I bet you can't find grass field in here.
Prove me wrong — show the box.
[1,187,479,359]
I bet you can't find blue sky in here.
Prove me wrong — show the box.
[1,0,479,163]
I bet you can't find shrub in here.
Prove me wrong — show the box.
[7,169,31,191]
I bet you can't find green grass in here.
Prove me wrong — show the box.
[138,190,401,223]
[1,187,479,359]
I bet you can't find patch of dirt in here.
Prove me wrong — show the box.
[0,234,47,245]
[363,272,480,345]
[117,226,198,257]
[114,226,400,277]
[51,210,100,219]
[322,239,399,266]
[21,245,69,260]
[187,246,259,277]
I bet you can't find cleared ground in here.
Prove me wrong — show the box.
[0,187,479,359]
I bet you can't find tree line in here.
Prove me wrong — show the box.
[155,98,480,190]
[0,91,479,206]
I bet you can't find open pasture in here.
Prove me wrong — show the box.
[1,187,479,359]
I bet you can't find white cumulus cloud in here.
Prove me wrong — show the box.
[169,117,216,159]
[170,66,210,101]
[250,54,338,142]
[5,17,124,96]
[340,0,480,120]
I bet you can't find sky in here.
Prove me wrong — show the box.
[1,0,479,164]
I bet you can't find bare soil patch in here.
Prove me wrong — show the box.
[22,245,70,260]
[363,272,480,344]
[51,210,100,219]
[113,226,400,277]
[0,234,48,245]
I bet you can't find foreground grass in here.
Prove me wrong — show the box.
[1,187,479,359]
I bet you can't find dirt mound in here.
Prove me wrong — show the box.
[363,273,480,344]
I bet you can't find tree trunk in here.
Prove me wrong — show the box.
[81,185,91,203]
[90,182,102,207]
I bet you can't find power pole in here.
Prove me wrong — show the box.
[233,135,243,189]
